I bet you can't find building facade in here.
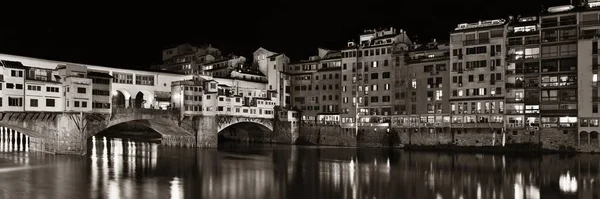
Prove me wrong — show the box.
[449,19,507,133]
[288,48,342,124]
[338,28,412,129]
[505,16,541,134]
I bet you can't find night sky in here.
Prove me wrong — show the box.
[1,0,569,69]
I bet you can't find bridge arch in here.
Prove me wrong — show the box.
[86,108,195,147]
[218,122,275,143]
[112,89,131,108]
[133,90,154,109]
[216,116,274,133]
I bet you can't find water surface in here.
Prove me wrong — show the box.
[0,136,594,199]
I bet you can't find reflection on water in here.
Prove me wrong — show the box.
[0,127,29,153]
[0,136,598,198]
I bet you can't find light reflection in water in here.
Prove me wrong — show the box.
[559,171,578,193]
[170,177,183,199]
[0,137,600,198]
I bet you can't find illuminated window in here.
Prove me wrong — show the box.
[372,61,378,68]
[412,79,417,88]
[371,84,378,91]
[435,90,443,101]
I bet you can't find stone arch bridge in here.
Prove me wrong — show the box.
[0,108,295,155]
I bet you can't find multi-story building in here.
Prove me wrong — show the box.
[154,43,221,75]
[202,55,246,77]
[171,76,276,118]
[58,64,93,112]
[505,16,541,134]
[538,5,579,136]
[253,47,291,108]
[577,2,600,143]
[288,48,342,124]
[88,71,113,113]
[24,67,62,112]
[402,40,452,130]
[342,28,411,128]
[449,19,507,133]
[338,28,412,128]
[2,60,26,112]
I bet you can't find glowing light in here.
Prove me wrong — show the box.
[559,172,578,193]
[112,90,119,96]
[170,177,183,199]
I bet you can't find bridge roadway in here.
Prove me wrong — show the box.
[0,108,297,155]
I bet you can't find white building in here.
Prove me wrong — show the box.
[24,67,63,112]
[2,60,26,112]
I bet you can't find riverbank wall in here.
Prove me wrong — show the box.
[296,125,595,153]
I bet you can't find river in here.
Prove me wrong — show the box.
[0,136,594,199]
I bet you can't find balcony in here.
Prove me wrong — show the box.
[580,30,600,39]
[581,20,600,27]
[593,96,600,102]
[506,69,523,75]
[463,38,490,46]
[505,110,524,115]
[506,123,525,129]
[524,98,540,104]
[506,98,524,103]
[524,83,539,88]
[541,20,576,28]
[506,83,524,89]
[524,38,540,45]
[508,30,539,37]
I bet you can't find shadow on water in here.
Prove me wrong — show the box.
[0,134,596,198]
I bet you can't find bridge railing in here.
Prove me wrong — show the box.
[111,108,180,116]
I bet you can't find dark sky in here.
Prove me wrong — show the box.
[0,0,568,69]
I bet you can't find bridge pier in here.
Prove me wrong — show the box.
[196,116,218,147]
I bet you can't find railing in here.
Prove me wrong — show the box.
[507,30,539,37]
[505,70,523,75]
[524,98,540,104]
[505,83,524,89]
[463,38,490,46]
[524,83,539,88]
[524,38,540,45]
[581,20,600,27]
[505,110,524,115]
[505,123,525,129]
[541,20,576,28]
[580,31,600,39]
[593,96,600,102]
[506,98,524,103]
[112,107,180,115]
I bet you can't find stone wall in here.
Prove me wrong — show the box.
[197,116,218,147]
[357,127,393,147]
[297,124,357,146]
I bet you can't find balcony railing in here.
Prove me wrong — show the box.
[524,83,539,88]
[524,98,540,104]
[580,31,600,39]
[506,83,525,89]
[505,110,524,115]
[463,38,490,46]
[506,98,524,103]
[506,69,524,75]
[541,19,576,28]
[593,96,600,102]
[508,30,539,37]
[506,123,525,129]
[581,20,600,27]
